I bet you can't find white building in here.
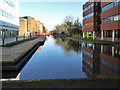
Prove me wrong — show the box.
[0,0,19,38]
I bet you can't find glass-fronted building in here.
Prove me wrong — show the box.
[0,0,19,38]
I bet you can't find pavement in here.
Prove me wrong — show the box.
[0,36,45,63]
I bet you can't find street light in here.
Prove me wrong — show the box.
[2,30,4,45]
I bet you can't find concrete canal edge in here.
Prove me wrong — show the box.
[2,37,46,71]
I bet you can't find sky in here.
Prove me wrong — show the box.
[19,1,86,31]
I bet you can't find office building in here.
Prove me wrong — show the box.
[0,0,19,38]
[83,1,120,42]
[19,16,43,36]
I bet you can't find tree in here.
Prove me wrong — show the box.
[69,18,82,36]
[43,26,47,33]
[63,16,73,31]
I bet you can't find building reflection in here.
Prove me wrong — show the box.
[37,46,42,52]
[82,43,120,78]
[100,45,120,78]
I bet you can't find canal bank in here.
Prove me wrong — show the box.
[67,37,120,47]
[2,78,119,88]
[1,36,46,71]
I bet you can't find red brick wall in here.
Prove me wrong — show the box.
[101,21,120,30]
[101,6,119,19]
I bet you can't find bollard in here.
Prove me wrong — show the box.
[16,36,18,41]
[2,37,4,45]
[23,36,25,39]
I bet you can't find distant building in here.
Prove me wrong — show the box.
[82,1,120,42]
[0,0,19,38]
[19,16,43,36]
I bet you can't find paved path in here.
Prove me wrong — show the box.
[0,36,45,63]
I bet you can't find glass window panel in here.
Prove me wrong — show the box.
[114,15,118,21]
[118,14,120,20]
[0,9,1,16]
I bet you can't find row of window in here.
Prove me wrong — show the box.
[0,9,15,20]
[19,19,23,22]
[102,14,120,23]
[83,22,94,27]
[83,3,94,12]
[4,0,15,8]
[83,12,94,20]
[102,1,120,12]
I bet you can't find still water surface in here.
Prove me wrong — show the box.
[2,36,120,80]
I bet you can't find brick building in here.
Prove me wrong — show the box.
[19,16,43,36]
[83,1,120,42]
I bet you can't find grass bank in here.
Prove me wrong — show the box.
[2,37,38,47]
[67,36,120,47]
[2,78,120,88]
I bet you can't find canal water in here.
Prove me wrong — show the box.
[2,36,120,80]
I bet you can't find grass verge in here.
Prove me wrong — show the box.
[67,36,120,46]
[2,37,38,47]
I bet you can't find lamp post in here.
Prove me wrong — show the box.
[30,32,32,38]
[16,31,18,41]
[2,30,4,45]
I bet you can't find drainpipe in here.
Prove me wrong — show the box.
[112,30,115,42]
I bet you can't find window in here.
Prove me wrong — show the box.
[0,9,1,16]
[22,24,23,26]
[22,28,23,29]
[114,1,119,7]
[102,14,120,23]
[102,1,120,12]
[2,10,3,16]
[20,19,23,22]
[114,15,119,21]
[95,2,98,6]
[83,12,94,20]
[4,0,15,8]
[83,3,94,12]
[118,14,120,20]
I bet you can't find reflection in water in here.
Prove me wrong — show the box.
[1,36,120,80]
[53,36,82,57]
[82,43,120,78]
[37,46,42,52]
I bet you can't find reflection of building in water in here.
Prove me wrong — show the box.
[100,45,120,78]
[37,46,41,52]
[1,73,20,81]
[82,43,120,78]
[82,43,101,78]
